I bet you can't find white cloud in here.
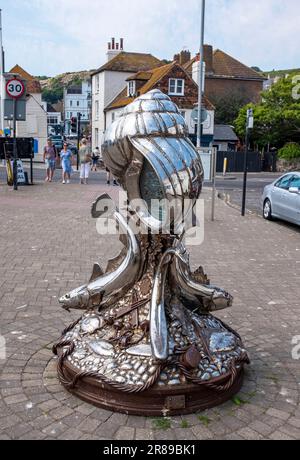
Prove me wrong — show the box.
[2,0,300,76]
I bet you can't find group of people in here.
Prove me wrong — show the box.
[43,139,117,185]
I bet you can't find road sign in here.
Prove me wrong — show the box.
[6,78,25,99]
[191,107,209,124]
[4,99,26,120]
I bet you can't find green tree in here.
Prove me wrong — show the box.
[234,75,300,149]
[210,91,250,124]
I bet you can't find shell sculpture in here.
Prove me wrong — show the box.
[54,90,250,415]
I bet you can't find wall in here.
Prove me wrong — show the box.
[92,70,133,150]
[205,78,263,104]
[16,93,47,159]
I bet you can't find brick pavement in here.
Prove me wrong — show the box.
[0,175,299,440]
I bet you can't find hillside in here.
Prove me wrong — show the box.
[262,68,300,78]
[37,70,95,104]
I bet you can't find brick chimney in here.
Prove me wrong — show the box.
[107,37,124,61]
[203,45,213,74]
[174,50,191,66]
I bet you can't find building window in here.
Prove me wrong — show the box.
[95,128,99,147]
[168,78,185,96]
[95,75,100,94]
[70,101,73,107]
[77,101,80,107]
[95,101,99,120]
[127,81,136,97]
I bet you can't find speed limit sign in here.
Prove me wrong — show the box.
[6,78,25,99]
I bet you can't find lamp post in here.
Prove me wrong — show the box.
[241,108,254,216]
[196,0,206,149]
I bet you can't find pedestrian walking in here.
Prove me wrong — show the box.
[79,139,92,185]
[43,139,57,182]
[92,147,100,172]
[106,167,118,186]
[60,142,73,184]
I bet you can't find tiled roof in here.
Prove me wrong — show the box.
[9,65,42,93]
[105,62,215,111]
[106,63,175,110]
[214,124,238,142]
[184,49,265,81]
[9,65,34,81]
[92,52,163,75]
[212,50,264,80]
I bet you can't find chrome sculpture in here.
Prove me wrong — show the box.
[54,90,249,415]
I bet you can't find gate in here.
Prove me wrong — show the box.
[216,151,262,173]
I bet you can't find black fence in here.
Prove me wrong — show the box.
[216,150,264,173]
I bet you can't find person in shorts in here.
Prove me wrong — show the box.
[43,139,57,182]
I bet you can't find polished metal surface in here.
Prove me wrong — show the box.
[59,196,142,311]
[102,89,204,231]
[55,90,248,409]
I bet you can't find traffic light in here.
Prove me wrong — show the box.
[71,117,77,134]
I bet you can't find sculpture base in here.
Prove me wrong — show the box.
[56,358,245,416]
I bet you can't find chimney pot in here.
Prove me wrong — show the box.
[108,42,111,50]
[120,38,124,51]
[112,37,115,50]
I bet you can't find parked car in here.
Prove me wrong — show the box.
[262,172,300,226]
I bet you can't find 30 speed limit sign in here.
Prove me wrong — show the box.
[6,78,25,99]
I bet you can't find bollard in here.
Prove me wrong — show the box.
[223,157,228,176]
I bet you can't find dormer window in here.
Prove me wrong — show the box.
[127,80,136,97]
[169,78,185,96]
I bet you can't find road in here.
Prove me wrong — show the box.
[215,173,283,214]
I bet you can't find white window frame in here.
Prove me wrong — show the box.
[95,101,99,120]
[95,75,100,94]
[127,81,136,97]
[168,78,185,96]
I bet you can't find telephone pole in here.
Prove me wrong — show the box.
[0,9,4,135]
[196,0,206,148]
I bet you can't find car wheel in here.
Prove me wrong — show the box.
[263,199,273,221]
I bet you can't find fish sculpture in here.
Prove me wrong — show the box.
[59,195,142,312]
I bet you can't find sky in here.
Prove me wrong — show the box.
[1,0,299,77]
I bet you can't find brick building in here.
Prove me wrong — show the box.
[105,61,215,145]
[180,45,265,104]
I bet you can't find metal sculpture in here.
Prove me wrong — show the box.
[54,90,249,415]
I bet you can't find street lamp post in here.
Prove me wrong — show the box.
[241,108,254,216]
[197,0,206,149]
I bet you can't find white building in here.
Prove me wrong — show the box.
[91,38,162,149]
[41,102,62,136]
[64,79,92,135]
[8,65,48,159]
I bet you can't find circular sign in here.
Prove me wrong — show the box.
[6,78,25,99]
[191,107,208,123]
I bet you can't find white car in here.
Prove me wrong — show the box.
[262,172,300,226]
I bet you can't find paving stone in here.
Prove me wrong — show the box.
[0,180,299,440]
[114,426,135,440]
[77,417,102,433]
[135,428,155,440]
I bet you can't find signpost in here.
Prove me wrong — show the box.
[77,112,82,171]
[241,108,254,216]
[5,77,25,191]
